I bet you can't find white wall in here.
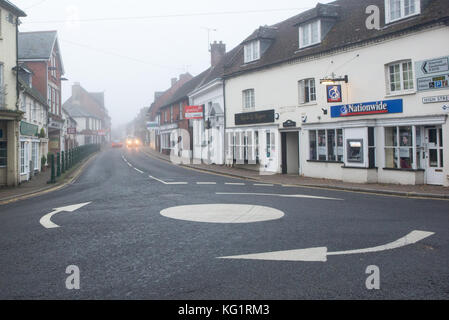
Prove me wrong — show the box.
[225,25,449,185]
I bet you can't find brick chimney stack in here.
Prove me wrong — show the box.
[171,78,178,87]
[211,41,226,67]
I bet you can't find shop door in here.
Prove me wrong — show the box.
[425,127,444,185]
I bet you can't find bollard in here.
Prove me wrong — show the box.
[61,151,65,174]
[49,154,56,184]
[57,152,61,177]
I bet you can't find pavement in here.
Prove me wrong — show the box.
[0,147,448,300]
[141,147,449,200]
[0,152,99,204]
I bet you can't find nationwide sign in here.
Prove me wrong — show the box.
[331,99,403,118]
[185,105,204,120]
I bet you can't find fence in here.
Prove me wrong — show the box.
[48,144,101,184]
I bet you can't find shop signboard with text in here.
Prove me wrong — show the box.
[331,99,403,118]
[185,106,204,120]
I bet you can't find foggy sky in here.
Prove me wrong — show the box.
[13,0,332,128]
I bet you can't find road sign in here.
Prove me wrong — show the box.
[417,74,449,91]
[419,57,449,75]
[422,95,449,104]
[416,56,449,92]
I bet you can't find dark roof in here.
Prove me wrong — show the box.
[147,73,193,119]
[242,25,278,44]
[18,77,48,108]
[18,31,58,60]
[224,0,449,77]
[161,71,211,108]
[63,101,100,119]
[0,0,26,17]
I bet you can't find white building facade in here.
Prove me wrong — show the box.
[224,0,449,186]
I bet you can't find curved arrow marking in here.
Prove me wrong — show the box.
[218,230,435,262]
[39,202,92,229]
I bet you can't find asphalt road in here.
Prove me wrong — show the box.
[0,148,448,300]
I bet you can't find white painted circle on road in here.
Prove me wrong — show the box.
[160,204,284,224]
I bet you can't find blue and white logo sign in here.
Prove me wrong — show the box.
[331,99,403,118]
[327,85,342,103]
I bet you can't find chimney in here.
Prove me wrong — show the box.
[211,41,226,67]
[171,78,178,87]
[154,91,164,101]
[72,82,82,100]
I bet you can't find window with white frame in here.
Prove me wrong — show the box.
[384,126,416,169]
[242,89,255,109]
[299,20,321,49]
[32,142,39,170]
[0,141,7,167]
[0,63,5,108]
[244,40,260,63]
[298,78,316,104]
[20,142,25,174]
[387,60,414,93]
[179,102,183,120]
[309,129,344,162]
[386,0,421,24]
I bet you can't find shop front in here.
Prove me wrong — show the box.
[226,109,280,174]
[18,121,41,182]
[302,98,448,185]
[48,115,64,155]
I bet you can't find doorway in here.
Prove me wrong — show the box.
[425,126,444,185]
[281,132,299,175]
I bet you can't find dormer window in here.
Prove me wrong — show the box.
[244,40,260,63]
[299,20,321,49]
[385,0,421,24]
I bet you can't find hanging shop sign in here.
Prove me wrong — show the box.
[147,121,159,129]
[235,110,275,125]
[20,121,39,137]
[48,117,63,129]
[327,85,342,103]
[331,99,403,118]
[67,128,77,135]
[185,106,204,120]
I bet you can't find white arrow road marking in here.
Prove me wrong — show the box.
[39,202,92,229]
[216,192,343,201]
[218,230,434,262]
